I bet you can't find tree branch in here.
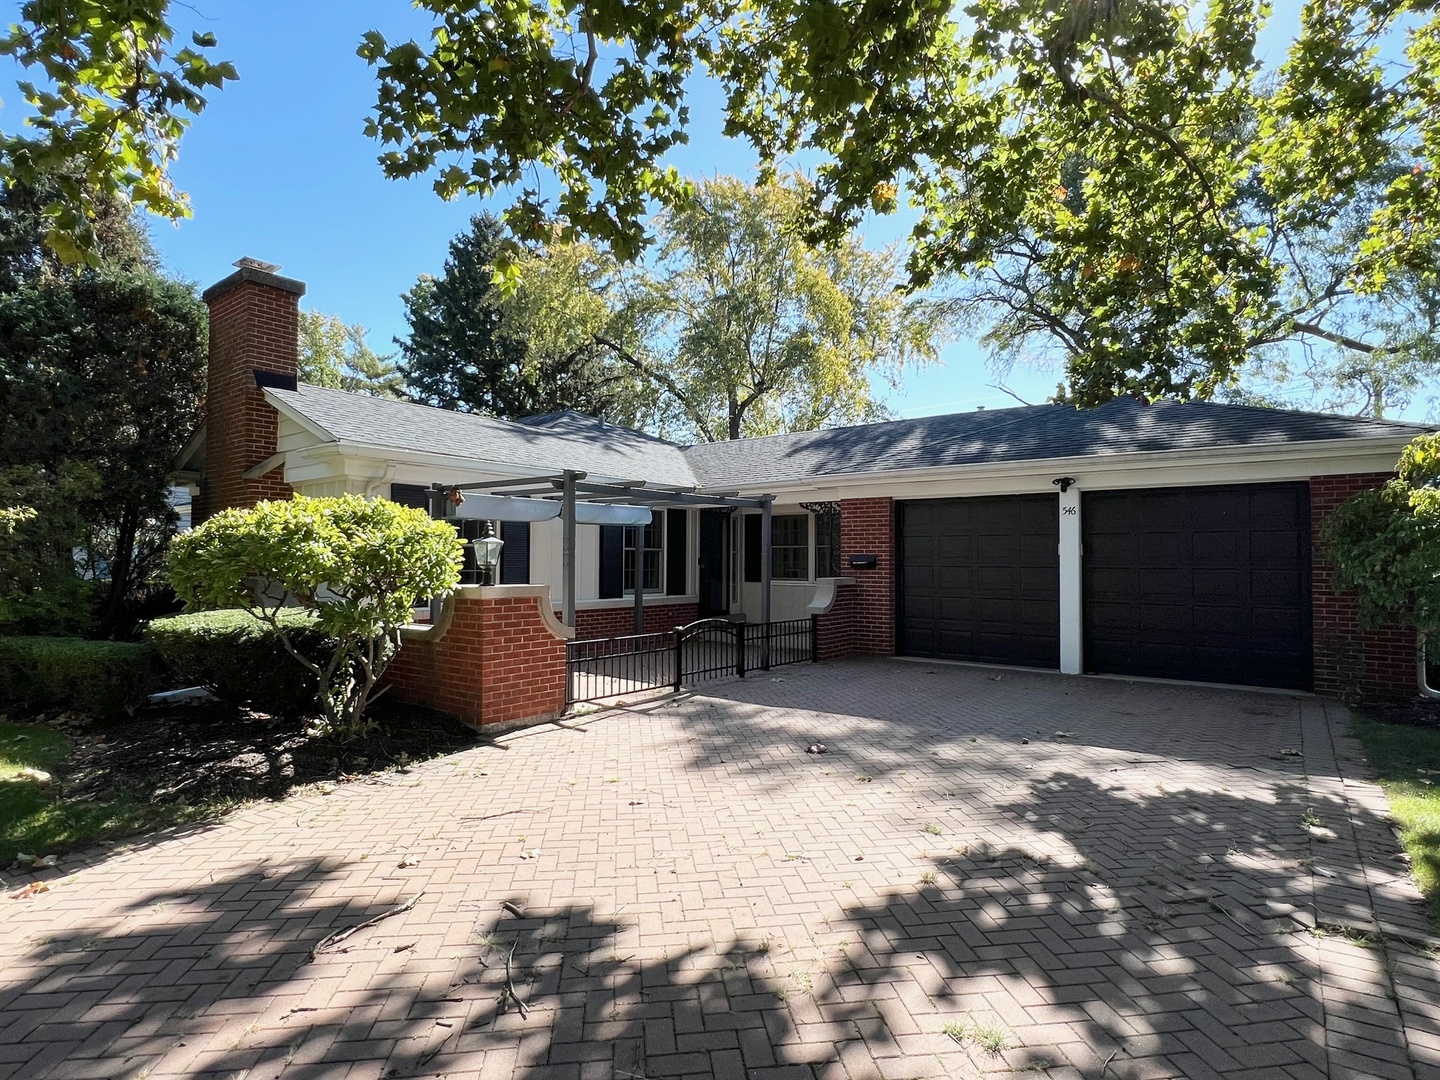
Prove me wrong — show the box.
[1291,321,1377,354]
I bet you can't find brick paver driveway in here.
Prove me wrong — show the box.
[2,660,1438,1080]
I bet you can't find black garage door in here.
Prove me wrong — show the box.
[1083,483,1312,690]
[898,496,1059,668]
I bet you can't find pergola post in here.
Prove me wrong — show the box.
[562,470,577,628]
[760,495,773,669]
[428,484,447,625]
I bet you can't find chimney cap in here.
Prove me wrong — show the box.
[203,259,306,303]
[234,256,282,273]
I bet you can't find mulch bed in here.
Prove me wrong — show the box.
[1358,697,1440,730]
[14,697,482,809]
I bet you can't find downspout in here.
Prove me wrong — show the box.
[364,464,397,499]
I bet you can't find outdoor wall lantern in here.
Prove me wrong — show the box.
[475,520,506,585]
[848,554,879,570]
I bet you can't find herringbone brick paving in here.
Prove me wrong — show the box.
[1,659,1436,1079]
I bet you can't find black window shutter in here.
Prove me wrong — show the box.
[599,524,624,598]
[499,521,530,584]
[389,483,430,511]
[665,509,687,595]
[743,514,762,583]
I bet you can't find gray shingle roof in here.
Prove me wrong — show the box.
[270,384,699,487]
[678,398,1429,488]
[270,384,1427,492]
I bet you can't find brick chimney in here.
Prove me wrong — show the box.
[195,259,306,522]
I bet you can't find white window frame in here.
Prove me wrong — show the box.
[623,518,666,596]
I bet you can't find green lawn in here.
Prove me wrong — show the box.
[1351,714,1440,928]
[0,722,222,865]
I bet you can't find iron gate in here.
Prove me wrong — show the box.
[565,617,817,705]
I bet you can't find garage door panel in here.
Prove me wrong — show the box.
[1251,568,1306,601]
[1138,569,1191,600]
[1250,531,1304,564]
[1193,569,1245,600]
[900,495,1059,668]
[1136,533,1189,566]
[1191,533,1244,566]
[1089,568,1134,596]
[1083,483,1311,691]
[937,565,972,592]
[975,567,1019,594]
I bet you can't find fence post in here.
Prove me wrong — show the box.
[565,643,575,706]
[810,615,820,663]
[760,621,771,672]
[736,622,746,678]
[673,628,683,692]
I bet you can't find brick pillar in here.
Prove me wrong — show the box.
[194,262,306,522]
[837,497,895,656]
[1311,473,1418,701]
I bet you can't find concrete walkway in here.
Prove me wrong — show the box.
[1,659,1437,1079]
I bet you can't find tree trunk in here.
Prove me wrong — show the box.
[97,505,139,639]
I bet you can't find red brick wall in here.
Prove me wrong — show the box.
[569,602,700,640]
[1311,473,1418,701]
[814,498,895,658]
[386,589,569,728]
[815,582,856,660]
[195,270,304,522]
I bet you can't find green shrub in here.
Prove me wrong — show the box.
[146,609,338,719]
[168,494,462,737]
[0,636,163,717]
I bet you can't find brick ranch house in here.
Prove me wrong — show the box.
[175,260,1432,727]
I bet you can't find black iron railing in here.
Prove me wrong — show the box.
[565,617,817,705]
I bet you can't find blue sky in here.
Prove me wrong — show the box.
[4,0,1406,422]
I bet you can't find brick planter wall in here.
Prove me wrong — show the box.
[813,498,895,658]
[1311,473,1418,701]
[195,266,305,522]
[815,582,856,660]
[570,602,701,640]
[386,585,572,729]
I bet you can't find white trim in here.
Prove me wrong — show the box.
[573,595,698,611]
[241,451,286,480]
[260,388,340,444]
[1419,636,1440,700]
[721,436,1417,499]
[808,577,854,615]
[1057,487,1082,675]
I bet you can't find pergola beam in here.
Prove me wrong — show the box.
[444,473,582,493]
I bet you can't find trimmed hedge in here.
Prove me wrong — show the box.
[145,609,336,718]
[0,636,164,717]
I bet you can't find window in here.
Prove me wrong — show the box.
[771,514,810,580]
[815,511,841,578]
[623,520,663,593]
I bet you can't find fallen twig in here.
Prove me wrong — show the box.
[1101,1048,1118,1074]
[503,939,530,1018]
[308,891,424,962]
[502,900,526,919]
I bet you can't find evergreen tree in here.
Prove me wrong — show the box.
[0,171,207,637]
[397,214,630,419]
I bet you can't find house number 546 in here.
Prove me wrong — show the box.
[1061,506,1077,515]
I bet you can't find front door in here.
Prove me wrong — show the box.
[698,509,730,617]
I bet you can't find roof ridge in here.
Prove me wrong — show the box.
[680,401,1050,454]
